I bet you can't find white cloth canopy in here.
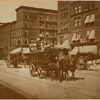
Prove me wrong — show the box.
[70,45,97,55]
[88,30,95,39]
[70,46,83,55]
[71,33,77,42]
[84,15,90,23]
[54,43,62,49]
[60,39,69,49]
[89,14,95,23]
[9,48,22,54]
[10,47,30,54]
[22,48,30,54]
[81,45,97,54]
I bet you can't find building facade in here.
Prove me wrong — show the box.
[10,6,57,49]
[0,23,11,55]
[58,1,100,55]
[58,1,71,48]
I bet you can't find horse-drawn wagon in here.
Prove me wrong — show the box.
[28,48,59,79]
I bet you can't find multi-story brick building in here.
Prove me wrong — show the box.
[58,1,100,55]
[58,1,71,48]
[10,6,57,49]
[0,22,11,55]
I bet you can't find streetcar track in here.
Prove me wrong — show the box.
[0,68,99,99]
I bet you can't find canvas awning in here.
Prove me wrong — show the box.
[54,43,61,49]
[88,30,95,39]
[89,14,95,23]
[70,46,84,55]
[81,45,97,54]
[10,47,30,54]
[22,48,30,54]
[77,34,81,41]
[70,45,97,55]
[84,15,90,23]
[9,48,22,54]
[60,39,69,49]
[71,33,77,42]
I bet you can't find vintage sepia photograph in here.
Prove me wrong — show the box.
[0,0,100,99]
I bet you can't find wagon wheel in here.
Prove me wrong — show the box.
[29,63,36,76]
[37,67,43,79]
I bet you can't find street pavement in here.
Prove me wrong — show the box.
[0,60,100,99]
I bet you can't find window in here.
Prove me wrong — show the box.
[25,31,28,36]
[74,6,78,14]
[74,18,78,27]
[79,5,81,13]
[61,8,68,17]
[25,39,28,45]
[86,1,91,10]
[78,17,81,26]
[53,33,56,37]
[25,23,28,28]
[25,15,29,19]
[17,40,20,45]
[91,1,95,8]
[39,16,43,21]
[86,30,91,40]
[59,36,64,44]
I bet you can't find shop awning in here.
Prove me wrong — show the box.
[22,48,30,54]
[54,43,61,49]
[9,48,22,54]
[60,39,69,49]
[70,45,97,55]
[84,15,90,23]
[70,47,78,55]
[77,33,81,41]
[10,47,30,54]
[88,30,95,39]
[71,33,77,42]
[81,45,97,54]
[89,14,95,23]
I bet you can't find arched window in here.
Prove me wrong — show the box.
[18,40,20,45]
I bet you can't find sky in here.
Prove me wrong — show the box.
[0,0,58,23]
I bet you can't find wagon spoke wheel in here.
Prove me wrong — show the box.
[29,63,35,76]
[37,67,43,79]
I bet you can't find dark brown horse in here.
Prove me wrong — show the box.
[58,55,78,82]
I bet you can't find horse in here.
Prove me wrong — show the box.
[58,55,78,82]
[46,49,59,80]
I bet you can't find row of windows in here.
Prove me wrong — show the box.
[74,1,95,15]
[73,13,95,27]
[71,29,96,42]
[40,23,57,30]
[39,15,57,21]
[11,39,29,46]
[11,31,23,38]
[39,31,56,37]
